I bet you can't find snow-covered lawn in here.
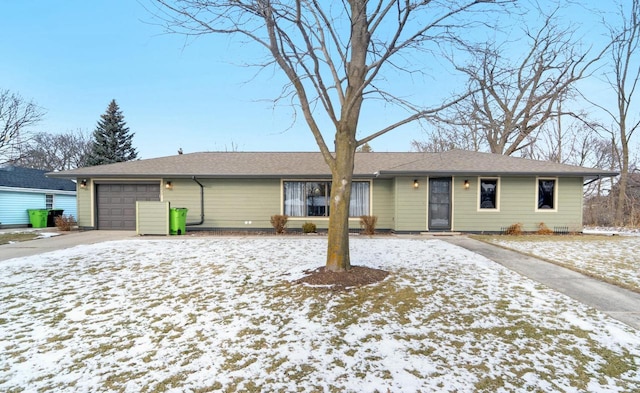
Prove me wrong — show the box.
[1,237,639,392]
[480,235,640,293]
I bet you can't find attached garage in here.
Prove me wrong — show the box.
[50,151,618,233]
[96,183,160,230]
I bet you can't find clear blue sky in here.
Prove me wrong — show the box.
[0,1,624,159]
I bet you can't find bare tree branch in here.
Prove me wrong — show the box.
[0,89,45,164]
[14,130,92,171]
[581,0,640,225]
[147,0,515,271]
[424,6,609,156]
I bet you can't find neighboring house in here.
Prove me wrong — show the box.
[47,150,617,233]
[0,166,77,228]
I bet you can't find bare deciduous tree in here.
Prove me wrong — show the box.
[584,0,640,226]
[148,0,514,271]
[0,89,45,164]
[14,130,93,171]
[522,117,604,166]
[411,108,484,153]
[422,8,605,156]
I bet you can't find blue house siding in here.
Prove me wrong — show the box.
[0,190,45,225]
[0,188,77,226]
[0,166,77,228]
[54,194,78,220]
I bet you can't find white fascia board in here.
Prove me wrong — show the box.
[0,186,77,196]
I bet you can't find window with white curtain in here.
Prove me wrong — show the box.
[283,181,370,217]
[349,181,370,216]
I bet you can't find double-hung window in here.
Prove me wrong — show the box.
[283,181,370,217]
[45,194,54,209]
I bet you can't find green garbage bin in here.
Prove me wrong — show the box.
[169,208,188,235]
[27,209,48,228]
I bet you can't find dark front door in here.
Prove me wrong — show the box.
[429,178,452,231]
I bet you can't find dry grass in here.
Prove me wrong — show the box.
[360,215,378,235]
[536,222,554,235]
[269,214,288,234]
[474,234,640,293]
[54,215,77,231]
[504,223,523,235]
[0,232,39,245]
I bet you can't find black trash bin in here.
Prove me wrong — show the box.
[47,209,64,227]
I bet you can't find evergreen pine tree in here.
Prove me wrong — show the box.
[86,99,138,166]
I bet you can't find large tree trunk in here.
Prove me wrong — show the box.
[325,130,357,272]
[324,0,367,272]
[615,138,629,226]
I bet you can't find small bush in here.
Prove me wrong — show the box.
[54,214,77,231]
[302,222,317,233]
[537,222,553,235]
[270,215,288,234]
[504,223,523,236]
[360,215,378,235]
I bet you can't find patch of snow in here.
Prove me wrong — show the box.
[37,232,60,239]
[0,238,639,392]
[584,226,640,236]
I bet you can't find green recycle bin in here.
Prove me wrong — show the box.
[169,207,188,235]
[27,209,48,228]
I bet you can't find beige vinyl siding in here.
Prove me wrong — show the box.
[285,218,362,231]
[394,176,427,232]
[161,179,201,224]
[136,201,170,235]
[163,178,281,229]
[372,179,394,230]
[76,179,93,227]
[453,176,584,232]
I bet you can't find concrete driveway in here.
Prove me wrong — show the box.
[0,230,137,262]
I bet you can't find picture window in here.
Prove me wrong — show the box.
[283,181,370,217]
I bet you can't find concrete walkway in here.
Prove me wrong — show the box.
[442,235,640,330]
[2,230,639,330]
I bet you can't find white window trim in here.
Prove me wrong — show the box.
[45,194,54,209]
[280,179,373,219]
[477,177,500,212]
[535,177,558,212]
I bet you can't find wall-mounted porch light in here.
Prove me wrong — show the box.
[80,179,87,189]
[165,181,173,190]
[464,179,470,190]
[413,179,419,189]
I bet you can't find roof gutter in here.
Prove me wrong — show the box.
[377,170,620,178]
[186,176,205,226]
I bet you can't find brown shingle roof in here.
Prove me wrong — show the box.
[47,150,618,179]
